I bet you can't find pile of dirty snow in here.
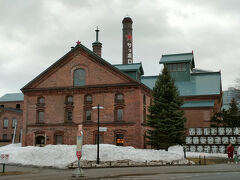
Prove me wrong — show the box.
[0,143,229,168]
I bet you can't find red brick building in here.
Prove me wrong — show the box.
[0,93,23,146]
[1,17,222,148]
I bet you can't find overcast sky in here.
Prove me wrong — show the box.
[1,0,240,97]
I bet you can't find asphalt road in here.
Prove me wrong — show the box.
[101,172,240,180]
[1,164,240,180]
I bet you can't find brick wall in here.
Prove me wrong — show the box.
[0,109,23,143]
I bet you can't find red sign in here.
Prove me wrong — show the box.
[0,154,9,163]
[76,151,81,160]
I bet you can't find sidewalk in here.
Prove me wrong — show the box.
[1,164,240,180]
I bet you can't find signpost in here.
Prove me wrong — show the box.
[0,154,9,173]
[72,125,85,178]
[92,104,104,164]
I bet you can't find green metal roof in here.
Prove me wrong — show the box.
[0,93,24,102]
[141,72,221,96]
[182,100,215,108]
[160,52,195,68]
[141,76,158,89]
[2,107,23,113]
[114,63,144,75]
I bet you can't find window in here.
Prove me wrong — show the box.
[117,109,123,121]
[0,105,4,107]
[115,93,124,103]
[167,63,187,72]
[66,96,73,105]
[74,68,85,86]
[12,118,17,128]
[67,111,72,121]
[3,119,8,128]
[116,94,123,100]
[67,96,73,103]
[86,110,92,121]
[16,104,20,109]
[143,95,146,105]
[2,134,7,140]
[38,111,44,123]
[85,95,92,103]
[38,97,45,104]
[116,134,124,146]
[143,107,146,123]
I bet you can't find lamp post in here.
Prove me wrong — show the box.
[92,104,104,164]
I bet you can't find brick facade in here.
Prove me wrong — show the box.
[0,104,23,146]
[22,45,152,148]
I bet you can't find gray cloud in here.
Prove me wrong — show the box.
[0,0,240,97]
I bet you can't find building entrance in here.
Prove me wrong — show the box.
[35,135,45,147]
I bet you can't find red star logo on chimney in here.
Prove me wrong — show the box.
[76,40,81,45]
[126,34,132,41]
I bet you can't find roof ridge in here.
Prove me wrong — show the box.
[162,52,193,57]
[113,62,142,66]
[141,75,159,78]
[21,43,140,90]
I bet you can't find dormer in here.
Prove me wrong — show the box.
[114,63,144,81]
[159,52,194,81]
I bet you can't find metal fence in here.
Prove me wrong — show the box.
[185,127,240,153]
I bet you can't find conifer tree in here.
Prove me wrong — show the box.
[211,98,240,127]
[146,67,186,150]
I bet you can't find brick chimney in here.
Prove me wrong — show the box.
[122,16,133,64]
[92,27,102,57]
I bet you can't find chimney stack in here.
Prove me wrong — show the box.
[92,27,102,57]
[122,16,133,64]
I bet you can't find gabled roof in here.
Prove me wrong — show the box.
[21,43,139,90]
[0,93,24,102]
[114,63,144,75]
[160,52,195,68]
[141,72,221,96]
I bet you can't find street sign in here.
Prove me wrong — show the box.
[76,125,83,159]
[76,151,81,160]
[0,154,9,163]
[99,127,107,132]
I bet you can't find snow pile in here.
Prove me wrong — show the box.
[0,143,229,168]
[0,143,76,168]
[82,144,184,162]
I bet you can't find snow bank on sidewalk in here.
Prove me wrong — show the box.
[0,143,228,169]
[0,144,187,168]
[0,143,76,168]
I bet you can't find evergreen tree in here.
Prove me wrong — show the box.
[146,67,186,150]
[229,98,239,115]
[211,98,240,127]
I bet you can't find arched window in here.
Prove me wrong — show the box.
[66,96,73,105]
[85,110,92,121]
[115,93,124,103]
[85,95,92,104]
[67,96,73,103]
[38,97,45,104]
[74,68,85,86]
